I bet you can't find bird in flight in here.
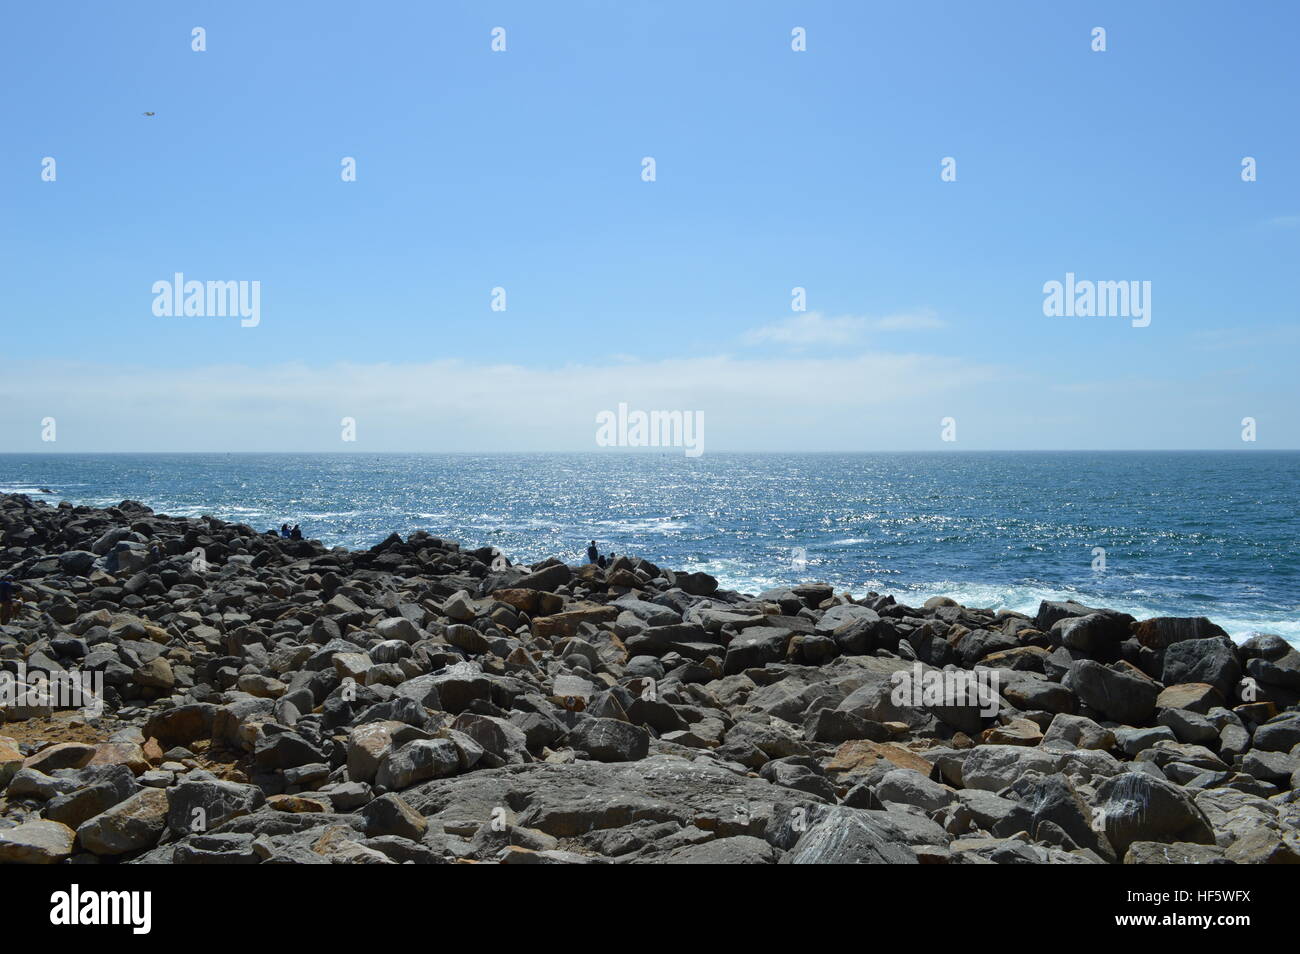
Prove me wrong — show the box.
[142,111,155,117]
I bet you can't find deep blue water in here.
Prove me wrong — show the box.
[1,452,1296,644]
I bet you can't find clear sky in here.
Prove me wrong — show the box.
[3,1,1297,451]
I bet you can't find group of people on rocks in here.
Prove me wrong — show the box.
[585,540,622,569]
[278,524,304,540]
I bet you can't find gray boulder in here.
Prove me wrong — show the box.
[569,718,649,762]
[1093,771,1215,855]
[1161,637,1241,700]
[1068,660,1159,726]
[779,808,917,864]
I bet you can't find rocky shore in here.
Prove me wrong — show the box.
[1,492,1298,865]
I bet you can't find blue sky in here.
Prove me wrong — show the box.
[2,1,1297,451]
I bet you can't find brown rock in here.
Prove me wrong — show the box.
[88,741,150,774]
[981,645,1050,669]
[980,718,1044,747]
[825,740,934,779]
[0,736,23,786]
[1234,702,1278,723]
[142,737,165,764]
[1156,683,1224,714]
[133,657,175,690]
[1224,828,1300,865]
[490,588,542,614]
[23,742,97,773]
[531,604,618,639]
[267,793,332,813]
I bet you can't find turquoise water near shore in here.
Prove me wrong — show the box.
[2,452,1296,645]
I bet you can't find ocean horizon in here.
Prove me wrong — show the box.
[3,450,1295,645]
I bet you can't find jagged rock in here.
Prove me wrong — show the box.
[960,745,1061,792]
[1162,637,1242,700]
[1094,772,1216,855]
[1123,841,1230,864]
[0,820,77,864]
[875,768,956,813]
[1133,617,1228,650]
[1068,660,1159,726]
[1254,713,1300,752]
[359,793,428,841]
[995,772,1112,859]
[1043,713,1115,751]
[23,742,97,774]
[568,718,649,762]
[376,739,460,790]
[43,765,139,829]
[1156,682,1222,714]
[779,808,917,864]
[166,780,266,836]
[77,787,169,855]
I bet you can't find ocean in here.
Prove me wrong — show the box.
[1,451,1296,645]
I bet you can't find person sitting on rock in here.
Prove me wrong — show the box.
[280,524,291,538]
[0,576,19,625]
[596,554,608,569]
[586,540,598,564]
[290,524,303,540]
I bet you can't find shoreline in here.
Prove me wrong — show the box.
[5,483,1294,647]
[1,492,1298,865]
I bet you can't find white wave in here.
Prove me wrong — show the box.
[707,573,1299,647]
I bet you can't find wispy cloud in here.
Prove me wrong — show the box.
[742,310,945,347]
[1189,324,1300,351]
[0,350,997,452]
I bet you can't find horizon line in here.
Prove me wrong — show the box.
[2,448,1297,456]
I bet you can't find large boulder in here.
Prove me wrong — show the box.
[376,739,461,790]
[994,772,1112,859]
[568,718,650,763]
[1132,617,1228,650]
[0,820,76,864]
[1053,613,1131,660]
[675,571,718,596]
[722,627,792,675]
[778,808,917,864]
[1161,637,1241,700]
[1254,714,1300,753]
[1067,660,1159,726]
[43,765,139,829]
[1034,600,1105,632]
[959,745,1061,792]
[77,788,169,855]
[143,703,218,748]
[875,768,956,813]
[1093,771,1215,856]
[514,563,572,593]
[165,780,266,836]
